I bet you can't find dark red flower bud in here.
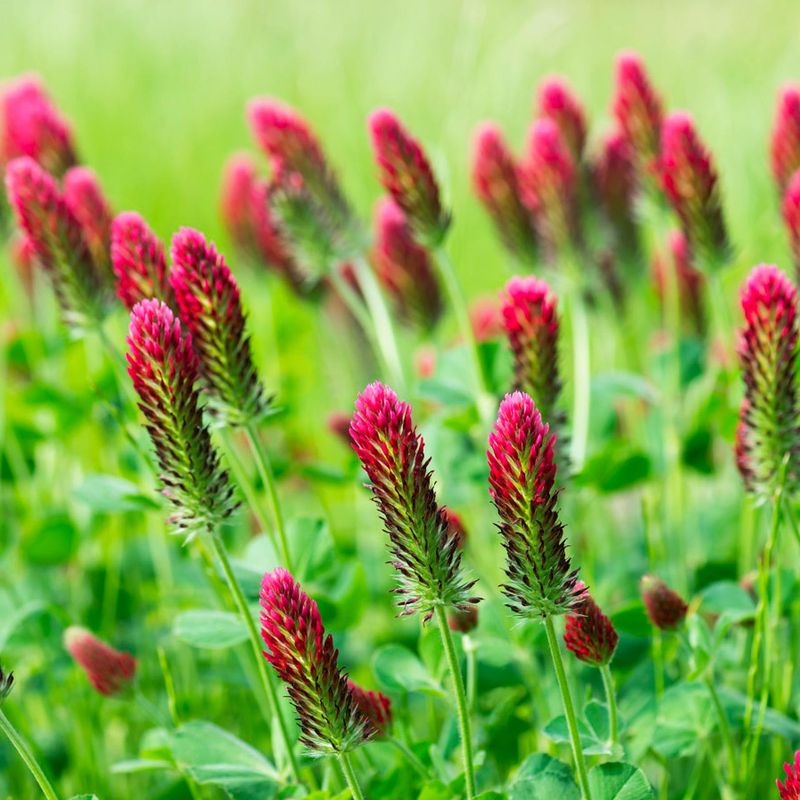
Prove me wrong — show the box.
[771,85,800,194]
[782,169,800,282]
[63,166,113,279]
[778,751,800,799]
[537,76,587,163]
[640,575,688,630]
[448,606,479,634]
[63,626,136,696]
[348,681,392,737]
[563,581,618,666]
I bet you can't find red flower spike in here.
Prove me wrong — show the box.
[736,264,800,496]
[612,51,663,170]
[487,392,582,618]
[111,211,173,310]
[651,231,706,335]
[349,382,479,620]
[368,108,450,245]
[563,581,619,666]
[771,86,800,194]
[372,196,442,330]
[220,153,261,254]
[127,299,236,538]
[471,122,538,262]
[348,681,392,737]
[778,752,800,799]
[537,76,587,163]
[5,156,108,327]
[63,626,136,696]
[659,112,730,268]
[640,575,688,630]
[782,169,800,282]
[260,568,374,753]
[170,228,270,424]
[63,166,114,279]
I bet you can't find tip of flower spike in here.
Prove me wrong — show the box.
[740,263,796,318]
[4,154,51,199]
[661,110,694,142]
[62,165,101,197]
[536,76,586,157]
[778,752,800,799]
[247,96,297,131]
[367,107,400,140]
[615,50,645,78]
[353,381,400,416]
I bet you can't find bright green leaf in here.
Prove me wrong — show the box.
[588,762,654,800]
[173,610,248,650]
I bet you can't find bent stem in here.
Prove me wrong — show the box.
[544,615,592,800]
[0,708,61,800]
[338,751,365,800]
[599,664,618,747]
[435,605,476,799]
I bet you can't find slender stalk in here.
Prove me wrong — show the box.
[653,629,665,698]
[464,635,477,714]
[544,616,592,800]
[435,605,476,799]
[387,736,429,778]
[218,429,273,536]
[0,708,61,800]
[208,531,302,784]
[567,289,590,473]
[599,664,618,747]
[338,751,365,800]
[704,675,736,788]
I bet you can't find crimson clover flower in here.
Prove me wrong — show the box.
[111,211,174,310]
[471,122,538,262]
[652,231,706,335]
[127,299,236,538]
[736,264,800,496]
[771,85,800,194]
[782,169,800,283]
[260,568,375,753]
[368,108,450,245]
[64,626,136,696]
[220,153,261,255]
[5,156,111,328]
[0,663,13,704]
[640,575,688,630]
[778,752,800,799]
[348,681,392,738]
[563,581,619,667]
[169,227,270,425]
[537,76,587,163]
[349,382,479,621]
[487,391,582,618]
[372,196,442,330]
[659,112,730,268]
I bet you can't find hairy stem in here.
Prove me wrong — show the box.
[338,751,365,800]
[0,708,61,800]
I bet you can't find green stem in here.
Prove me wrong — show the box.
[464,635,477,715]
[0,708,61,800]
[219,429,273,535]
[599,664,618,747]
[338,751,365,800]
[704,675,736,788]
[544,616,592,800]
[567,289,591,473]
[208,531,302,784]
[435,605,476,799]
[387,736,429,778]
[652,629,665,698]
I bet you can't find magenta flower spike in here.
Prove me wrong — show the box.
[349,382,479,620]
[487,392,581,617]
[778,752,800,799]
[5,156,110,327]
[640,575,688,630]
[260,568,375,753]
[63,165,114,279]
[368,108,450,245]
[659,112,730,268]
[372,196,443,330]
[169,228,269,425]
[736,264,800,496]
[63,626,136,696]
[563,581,619,666]
[471,122,538,262]
[537,76,588,163]
[348,681,393,737]
[782,169,800,282]
[111,211,173,310]
[771,86,800,194]
[127,299,236,538]
[220,152,261,254]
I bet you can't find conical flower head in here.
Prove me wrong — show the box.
[5,156,109,328]
[260,568,374,753]
[640,575,688,630]
[736,264,800,496]
[782,169,800,283]
[111,211,173,310]
[348,681,392,738]
[771,86,800,194]
[368,108,450,246]
[471,122,538,262]
[563,581,618,666]
[612,51,663,170]
[659,112,730,268]
[349,382,479,620]
[127,299,236,538]
[487,392,580,618]
[63,626,136,696]
[0,663,13,704]
[373,196,442,330]
[778,752,800,799]
[537,76,587,163]
[169,228,270,425]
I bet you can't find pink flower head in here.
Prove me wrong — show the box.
[127,299,235,538]
[63,166,114,277]
[111,211,173,310]
[470,295,503,342]
[659,112,729,267]
[1,75,76,176]
[63,626,136,696]
[771,86,800,194]
[778,752,800,799]
[349,382,478,620]
[372,196,442,330]
[782,169,800,281]
[368,108,449,244]
[537,76,587,162]
[612,51,663,169]
[348,681,393,737]
[736,264,800,496]
[488,392,581,617]
[651,230,706,335]
[170,228,269,424]
[563,581,618,666]
[471,122,538,262]
[220,152,261,253]
[260,568,374,753]
[640,575,688,630]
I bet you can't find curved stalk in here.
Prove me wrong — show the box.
[599,664,618,747]
[338,751,365,800]
[0,708,61,800]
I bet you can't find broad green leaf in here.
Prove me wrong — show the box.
[373,644,443,696]
[699,581,755,623]
[653,683,711,758]
[508,753,580,800]
[73,473,159,513]
[611,603,651,638]
[22,513,77,566]
[173,610,248,650]
[543,700,613,756]
[588,762,654,800]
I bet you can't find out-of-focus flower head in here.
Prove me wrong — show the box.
[771,85,800,194]
[640,575,688,630]
[64,626,136,696]
[348,681,392,738]
[782,169,800,283]
[63,165,114,280]
[470,295,503,342]
[537,76,587,163]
